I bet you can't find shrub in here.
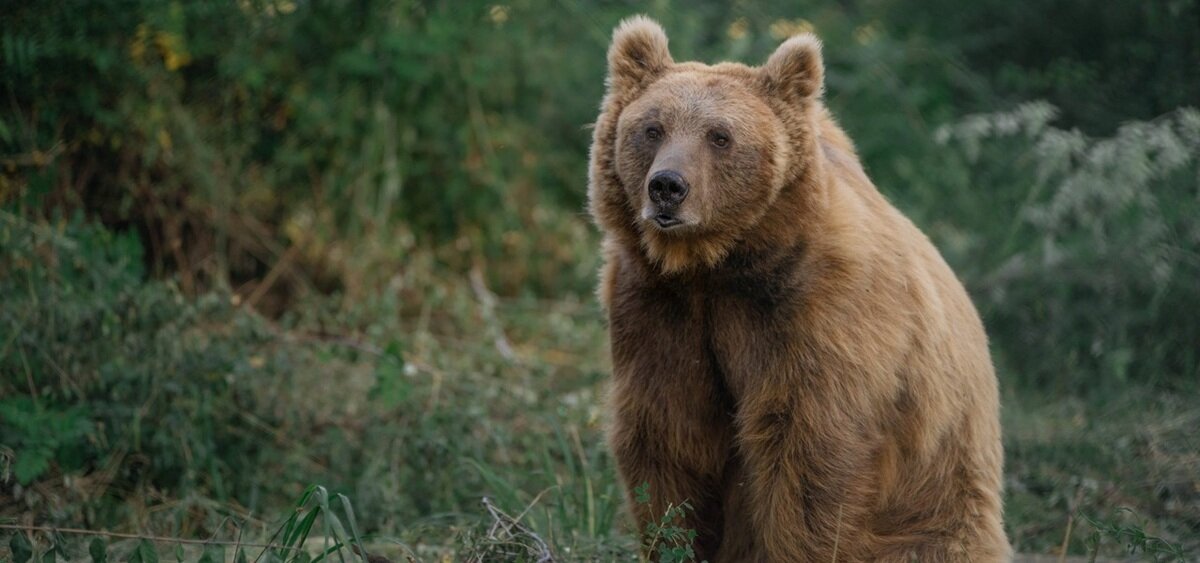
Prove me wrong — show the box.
[0,213,319,529]
[934,104,1200,391]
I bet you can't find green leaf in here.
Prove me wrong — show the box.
[88,538,108,563]
[370,350,412,408]
[235,548,247,563]
[284,508,320,548]
[10,532,33,563]
[634,482,651,504]
[13,447,52,484]
[336,494,368,563]
[0,116,12,144]
[196,545,223,563]
[41,546,57,563]
[128,540,157,563]
[173,544,184,563]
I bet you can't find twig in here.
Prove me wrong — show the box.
[350,543,394,563]
[244,245,300,309]
[1058,484,1085,563]
[469,266,517,362]
[232,519,246,558]
[479,497,554,563]
[0,524,304,552]
[0,143,65,168]
[253,313,386,358]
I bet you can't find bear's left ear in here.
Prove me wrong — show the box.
[760,33,825,101]
[607,16,673,96]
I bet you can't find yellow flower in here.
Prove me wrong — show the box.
[854,22,880,45]
[129,24,150,61]
[157,129,172,152]
[154,31,192,71]
[769,18,814,40]
[727,17,749,41]
[488,5,509,26]
[131,24,192,70]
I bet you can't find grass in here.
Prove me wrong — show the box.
[1004,390,1200,558]
[5,296,1197,561]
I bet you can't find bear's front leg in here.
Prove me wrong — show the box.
[607,277,734,561]
[609,373,733,561]
[735,376,884,562]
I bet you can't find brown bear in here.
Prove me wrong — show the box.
[588,16,1011,562]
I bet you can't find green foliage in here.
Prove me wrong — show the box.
[4,0,609,299]
[255,485,375,563]
[0,211,621,556]
[0,486,379,563]
[634,483,700,563]
[10,532,33,563]
[88,538,107,563]
[934,104,1200,391]
[196,544,224,563]
[633,482,652,505]
[0,398,92,484]
[0,213,328,525]
[1084,509,1188,562]
[461,421,624,558]
[874,0,1200,134]
[127,540,159,563]
[1002,392,1199,556]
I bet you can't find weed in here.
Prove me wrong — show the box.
[633,483,702,563]
[1083,509,1188,563]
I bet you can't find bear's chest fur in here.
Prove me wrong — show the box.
[608,247,811,404]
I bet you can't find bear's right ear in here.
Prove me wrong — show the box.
[607,16,672,96]
[760,33,825,102]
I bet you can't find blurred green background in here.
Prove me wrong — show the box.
[2,0,1198,560]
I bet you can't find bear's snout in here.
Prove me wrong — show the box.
[648,168,686,220]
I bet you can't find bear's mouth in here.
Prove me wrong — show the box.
[653,213,683,229]
[642,207,689,231]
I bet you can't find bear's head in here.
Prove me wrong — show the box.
[589,16,828,274]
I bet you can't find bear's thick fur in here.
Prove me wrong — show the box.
[588,16,1010,562]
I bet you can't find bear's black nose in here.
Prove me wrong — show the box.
[648,170,689,208]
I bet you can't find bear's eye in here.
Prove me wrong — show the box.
[709,131,731,149]
[645,126,663,142]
